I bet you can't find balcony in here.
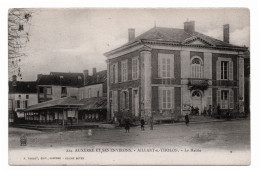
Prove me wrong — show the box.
[188,78,209,91]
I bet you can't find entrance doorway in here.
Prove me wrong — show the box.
[191,90,202,115]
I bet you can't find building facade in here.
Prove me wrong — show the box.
[33,69,108,123]
[105,21,248,121]
[8,75,38,123]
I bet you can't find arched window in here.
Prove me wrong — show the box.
[192,91,201,97]
[191,57,203,78]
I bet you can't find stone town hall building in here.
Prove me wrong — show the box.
[104,21,248,121]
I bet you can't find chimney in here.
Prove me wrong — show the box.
[37,74,42,80]
[223,24,229,43]
[83,69,89,77]
[184,20,195,34]
[12,75,17,86]
[83,69,89,84]
[93,68,97,75]
[128,28,135,42]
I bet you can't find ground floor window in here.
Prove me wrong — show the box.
[120,90,129,110]
[159,87,174,110]
[221,90,229,109]
[162,89,171,109]
[217,89,234,109]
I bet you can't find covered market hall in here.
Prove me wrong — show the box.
[24,96,84,126]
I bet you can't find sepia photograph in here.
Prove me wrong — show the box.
[7,8,250,165]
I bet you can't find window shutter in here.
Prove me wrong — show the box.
[115,91,118,111]
[126,61,128,81]
[120,92,123,110]
[110,65,113,83]
[125,91,129,109]
[217,60,221,80]
[217,90,221,106]
[159,87,163,110]
[115,63,118,83]
[170,55,174,78]
[121,62,124,82]
[171,87,175,109]
[229,61,233,80]
[137,58,139,79]
[229,89,234,109]
[158,56,162,78]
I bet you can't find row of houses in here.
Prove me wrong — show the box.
[8,68,107,125]
[9,20,250,125]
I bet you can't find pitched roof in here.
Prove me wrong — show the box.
[37,72,84,87]
[79,97,107,110]
[84,70,107,86]
[25,96,84,111]
[105,27,247,55]
[9,81,37,94]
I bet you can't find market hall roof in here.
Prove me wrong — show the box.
[25,96,84,111]
[9,81,37,94]
[37,72,84,87]
[104,27,248,56]
[79,97,107,110]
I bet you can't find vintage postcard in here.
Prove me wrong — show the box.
[8,8,250,165]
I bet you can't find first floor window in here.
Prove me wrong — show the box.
[132,57,139,80]
[47,87,52,94]
[162,89,171,109]
[158,53,174,78]
[23,100,28,108]
[61,87,67,94]
[221,61,229,80]
[16,100,20,108]
[121,60,128,82]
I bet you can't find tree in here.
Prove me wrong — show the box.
[8,8,33,80]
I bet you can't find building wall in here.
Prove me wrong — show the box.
[107,45,245,120]
[11,93,38,109]
[79,83,104,100]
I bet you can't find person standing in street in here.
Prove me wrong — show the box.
[150,116,153,130]
[185,114,189,126]
[140,117,145,131]
[124,118,130,133]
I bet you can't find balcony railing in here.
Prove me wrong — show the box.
[188,78,209,91]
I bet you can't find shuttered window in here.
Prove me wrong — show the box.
[121,60,128,82]
[159,87,174,110]
[191,58,203,78]
[120,90,129,110]
[229,89,234,109]
[110,64,114,83]
[110,63,118,83]
[132,57,139,80]
[217,89,234,109]
[217,58,233,81]
[158,53,174,78]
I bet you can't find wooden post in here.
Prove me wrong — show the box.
[76,110,78,125]
[62,110,65,126]
[57,110,59,124]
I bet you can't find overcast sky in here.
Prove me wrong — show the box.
[19,8,249,81]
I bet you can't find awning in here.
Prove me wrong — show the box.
[79,97,107,110]
[25,96,84,111]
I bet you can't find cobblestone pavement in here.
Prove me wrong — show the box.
[9,119,250,152]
